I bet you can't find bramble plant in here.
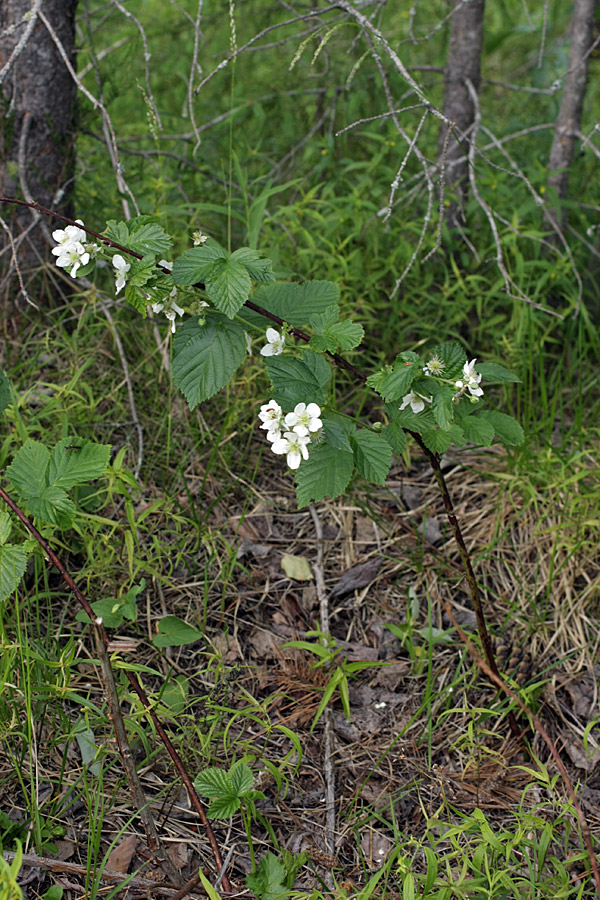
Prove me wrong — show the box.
[46,212,523,512]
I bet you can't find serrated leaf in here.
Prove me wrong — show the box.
[0,544,27,603]
[459,414,495,446]
[322,414,354,451]
[368,361,420,402]
[381,421,406,453]
[171,245,228,285]
[124,283,149,314]
[126,255,157,288]
[300,349,331,393]
[295,442,354,507]
[195,767,233,798]
[230,762,254,797]
[205,256,252,317]
[151,615,204,648]
[427,342,466,379]
[0,370,10,416]
[421,425,465,454]
[0,511,12,546]
[351,430,392,485]
[309,334,338,353]
[266,356,329,408]
[309,306,339,333]
[104,219,129,246]
[75,596,127,629]
[327,320,364,350]
[476,362,521,383]
[240,280,340,329]
[394,404,436,433]
[171,315,247,409]
[431,382,455,430]
[230,247,274,283]
[480,410,524,446]
[27,486,75,528]
[126,222,172,256]
[47,439,111,490]
[206,796,241,819]
[246,853,288,900]
[7,440,50,498]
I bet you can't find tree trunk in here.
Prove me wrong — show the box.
[438,0,485,232]
[0,0,78,310]
[547,0,596,233]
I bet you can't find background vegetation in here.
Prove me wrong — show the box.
[1,1,599,897]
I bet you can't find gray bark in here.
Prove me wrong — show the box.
[438,0,485,232]
[0,0,78,307]
[547,0,596,230]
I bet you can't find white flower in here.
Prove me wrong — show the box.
[152,286,184,332]
[455,358,483,398]
[258,400,284,440]
[51,220,86,251]
[423,354,445,377]
[271,431,311,470]
[159,259,173,272]
[284,402,322,437]
[260,327,285,357]
[54,241,90,277]
[192,230,208,246]
[399,390,432,414]
[112,254,131,294]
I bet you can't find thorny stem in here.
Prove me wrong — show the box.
[0,484,231,893]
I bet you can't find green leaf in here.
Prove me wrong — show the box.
[459,414,495,446]
[266,356,329,408]
[367,360,420,402]
[73,717,101,775]
[421,425,465,454]
[76,596,126,629]
[310,307,364,352]
[171,315,247,409]
[240,280,340,329]
[327,320,364,351]
[7,439,50,499]
[427,342,466,379]
[0,370,10,416]
[124,283,149,315]
[151,615,204,648]
[246,853,288,900]
[295,442,354,507]
[126,255,157,288]
[281,554,313,581]
[47,439,111,490]
[309,306,338,333]
[27,486,75,528]
[206,256,253,317]
[351,430,392,485]
[230,762,254,797]
[195,767,233,799]
[206,796,241,819]
[301,349,331,394]
[382,421,406,453]
[321,414,354,451]
[230,247,274,283]
[0,543,27,603]
[126,221,173,256]
[430,382,455,430]
[171,245,228,285]
[476,362,521,383]
[480,410,524,446]
[0,511,12,546]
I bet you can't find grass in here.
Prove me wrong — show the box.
[2,0,600,897]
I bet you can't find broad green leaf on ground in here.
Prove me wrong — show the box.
[381,421,407,453]
[0,370,10,417]
[239,280,340,329]
[476,362,521,383]
[0,544,27,603]
[204,795,241,819]
[459,414,495,446]
[229,762,254,797]
[479,410,525,446]
[171,245,228,285]
[76,580,143,627]
[246,853,288,900]
[73,718,101,775]
[151,615,205,648]
[195,767,233,799]
[266,355,329,408]
[295,442,354,507]
[48,439,111,490]
[172,315,247,408]
[230,247,274,283]
[351,430,392,485]
[421,425,465,454]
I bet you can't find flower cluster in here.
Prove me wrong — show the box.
[400,358,484,414]
[258,400,322,469]
[51,221,91,277]
[150,260,185,333]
